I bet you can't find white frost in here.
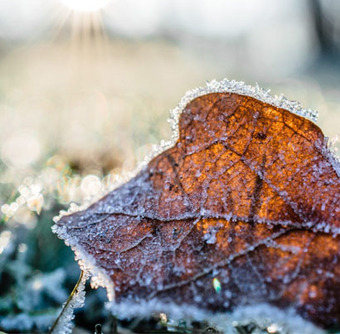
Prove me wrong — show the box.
[51,224,115,301]
[106,300,325,334]
[50,270,89,334]
[169,79,318,142]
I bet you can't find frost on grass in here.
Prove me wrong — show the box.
[50,271,88,334]
[53,79,340,331]
[107,301,325,334]
[0,313,56,333]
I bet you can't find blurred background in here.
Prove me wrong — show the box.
[0,0,339,333]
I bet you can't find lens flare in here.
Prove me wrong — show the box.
[60,0,111,12]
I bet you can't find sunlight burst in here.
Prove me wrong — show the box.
[60,0,111,12]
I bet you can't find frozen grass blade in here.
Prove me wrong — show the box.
[49,270,87,334]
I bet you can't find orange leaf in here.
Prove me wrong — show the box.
[53,81,340,329]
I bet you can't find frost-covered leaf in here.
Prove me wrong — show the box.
[53,80,340,330]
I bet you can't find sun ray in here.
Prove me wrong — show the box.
[60,0,111,13]
[49,0,112,65]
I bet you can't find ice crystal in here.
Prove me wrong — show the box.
[50,271,89,334]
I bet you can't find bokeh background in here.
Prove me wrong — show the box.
[0,1,339,333]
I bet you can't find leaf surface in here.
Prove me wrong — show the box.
[54,91,340,328]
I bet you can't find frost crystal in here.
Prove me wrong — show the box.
[106,301,325,334]
[50,271,89,334]
[169,79,318,142]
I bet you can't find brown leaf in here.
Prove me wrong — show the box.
[54,87,340,329]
